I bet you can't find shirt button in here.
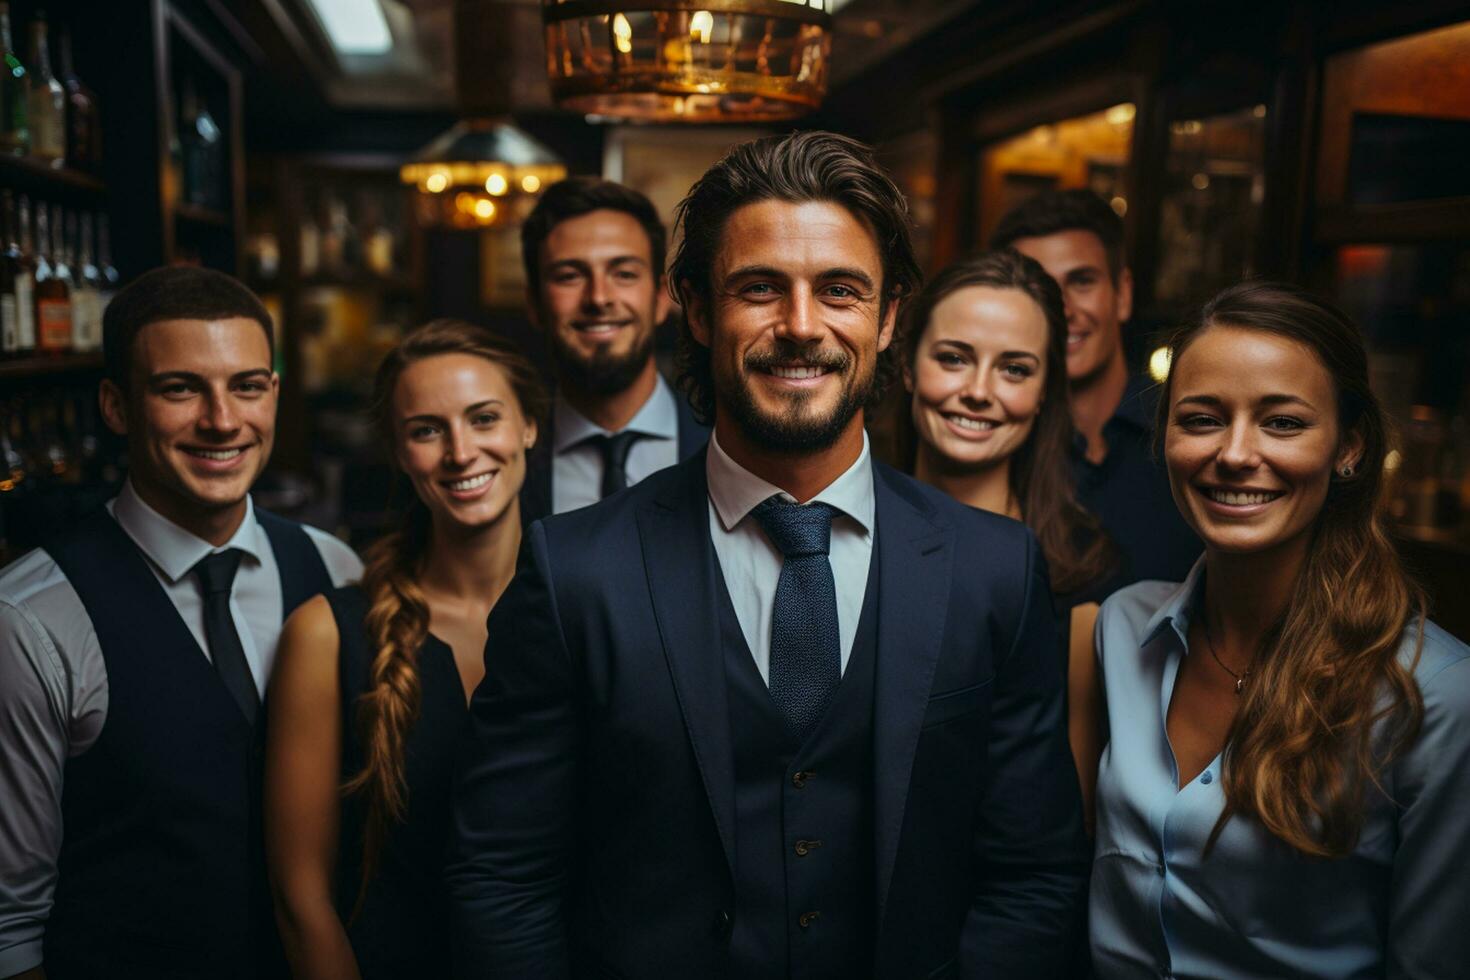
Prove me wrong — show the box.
[794,839,823,857]
[798,910,821,928]
[1156,863,1166,876]
[1200,771,1213,785]
[791,770,815,789]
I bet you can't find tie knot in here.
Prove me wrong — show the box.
[590,430,644,469]
[192,548,244,596]
[752,496,836,557]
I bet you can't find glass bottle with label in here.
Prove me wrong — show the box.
[70,211,101,352]
[33,203,70,352]
[10,194,34,353]
[57,28,99,173]
[25,11,63,168]
[0,2,27,157]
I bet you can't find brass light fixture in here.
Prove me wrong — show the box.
[399,119,568,229]
[541,0,832,122]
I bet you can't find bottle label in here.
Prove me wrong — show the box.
[71,288,101,352]
[37,297,71,351]
[14,276,34,348]
[1,295,16,352]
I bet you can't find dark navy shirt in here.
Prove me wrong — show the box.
[1073,374,1200,592]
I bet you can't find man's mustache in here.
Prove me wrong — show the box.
[744,343,851,373]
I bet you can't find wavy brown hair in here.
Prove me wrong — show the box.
[669,130,922,425]
[1159,281,1425,858]
[901,249,1114,596]
[344,319,546,910]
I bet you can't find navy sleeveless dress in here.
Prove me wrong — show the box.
[325,585,469,979]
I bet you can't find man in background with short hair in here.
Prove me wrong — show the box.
[992,189,1199,586]
[518,177,708,520]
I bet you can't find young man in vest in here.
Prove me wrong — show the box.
[0,267,361,980]
[450,132,1088,978]
[992,189,1199,587]
[518,177,708,521]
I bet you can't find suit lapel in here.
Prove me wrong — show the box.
[520,431,555,526]
[637,454,736,874]
[870,465,953,922]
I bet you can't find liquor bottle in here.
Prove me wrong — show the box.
[10,194,34,353]
[179,77,221,208]
[33,203,70,352]
[0,2,27,157]
[25,10,63,168]
[0,191,15,354]
[70,211,100,352]
[57,28,99,173]
[96,212,118,311]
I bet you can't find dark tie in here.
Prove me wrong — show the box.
[751,495,841,743]
[191,548,258,726]
[591,430,645,499]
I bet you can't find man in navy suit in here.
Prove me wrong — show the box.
[518,178,708,522]
[450,132,1089,979]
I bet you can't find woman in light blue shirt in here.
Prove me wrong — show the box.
[1089,281,1470,979]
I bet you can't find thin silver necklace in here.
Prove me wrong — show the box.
[1200,607,1252,696]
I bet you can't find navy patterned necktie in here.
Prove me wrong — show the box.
[751,495,840,742]
[590,431,645,499]
[191,548,258,726]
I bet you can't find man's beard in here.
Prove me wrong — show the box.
[718,341,873,454]
[551,325,656,398]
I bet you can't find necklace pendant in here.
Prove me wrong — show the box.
[1234,677,1246,695]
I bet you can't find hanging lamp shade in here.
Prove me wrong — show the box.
[541,0,832,122]
[399,118,568,228]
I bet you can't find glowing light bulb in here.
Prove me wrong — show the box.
[613,13,633,54]
[1105,103,1136,126]
[475,199,496,220]
[485,173,509,196]
[425,172,449,193]
[690,10,713,44]
[1148,346,1173,383]
[521,175,542,194]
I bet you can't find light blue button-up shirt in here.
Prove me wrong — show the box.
[1090,558,1470,980]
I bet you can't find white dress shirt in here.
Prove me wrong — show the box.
[551,373,681,514]
[0,481,361,976]
[705,429,876,684]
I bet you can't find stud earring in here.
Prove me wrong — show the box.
[1338,464,1354,478]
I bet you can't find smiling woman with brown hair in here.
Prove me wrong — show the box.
[1088,281,1470,979]
[264,320,545,979]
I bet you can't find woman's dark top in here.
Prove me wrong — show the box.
[325,585,469,979]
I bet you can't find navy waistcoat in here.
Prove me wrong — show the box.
[42,506,330,979]
[719,548,880,980]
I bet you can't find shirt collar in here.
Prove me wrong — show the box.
[1139,554,1207,649]
[705,428,875,535]
[553,374,680,454]
[111,480,266,584]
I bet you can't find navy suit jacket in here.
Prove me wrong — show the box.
[450,452,1089,979]
[519,385,709,525]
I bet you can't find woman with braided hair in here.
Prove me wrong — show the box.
[264,320,545,978]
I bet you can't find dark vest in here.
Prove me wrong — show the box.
[719,549,880,980]
[42,506,332,979]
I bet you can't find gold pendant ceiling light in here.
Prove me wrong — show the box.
[399,119,568,228]
[541,0,833,122]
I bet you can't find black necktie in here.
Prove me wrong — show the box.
[591,430,645,499]
[191,548,258,725]
[751,496,841,742]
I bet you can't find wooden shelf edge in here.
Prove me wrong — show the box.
[174,202,234,227]
[0,352,106,379]
[0,154,107,195]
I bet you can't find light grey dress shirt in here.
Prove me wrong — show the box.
[1090,558,1470,980]
[705,429,875,683]
[551,373,681,515]
[0,481,361,976]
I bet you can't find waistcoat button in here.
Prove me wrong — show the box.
[794,839,823,857]
[791,770,815,789]
[798,910,821,928]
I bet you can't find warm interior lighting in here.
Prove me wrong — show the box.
[1106,103,1136,126]
[306,0,392,54]
[542,0,832,122]
[400,119,566,229]
[1148,346,1173,382]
